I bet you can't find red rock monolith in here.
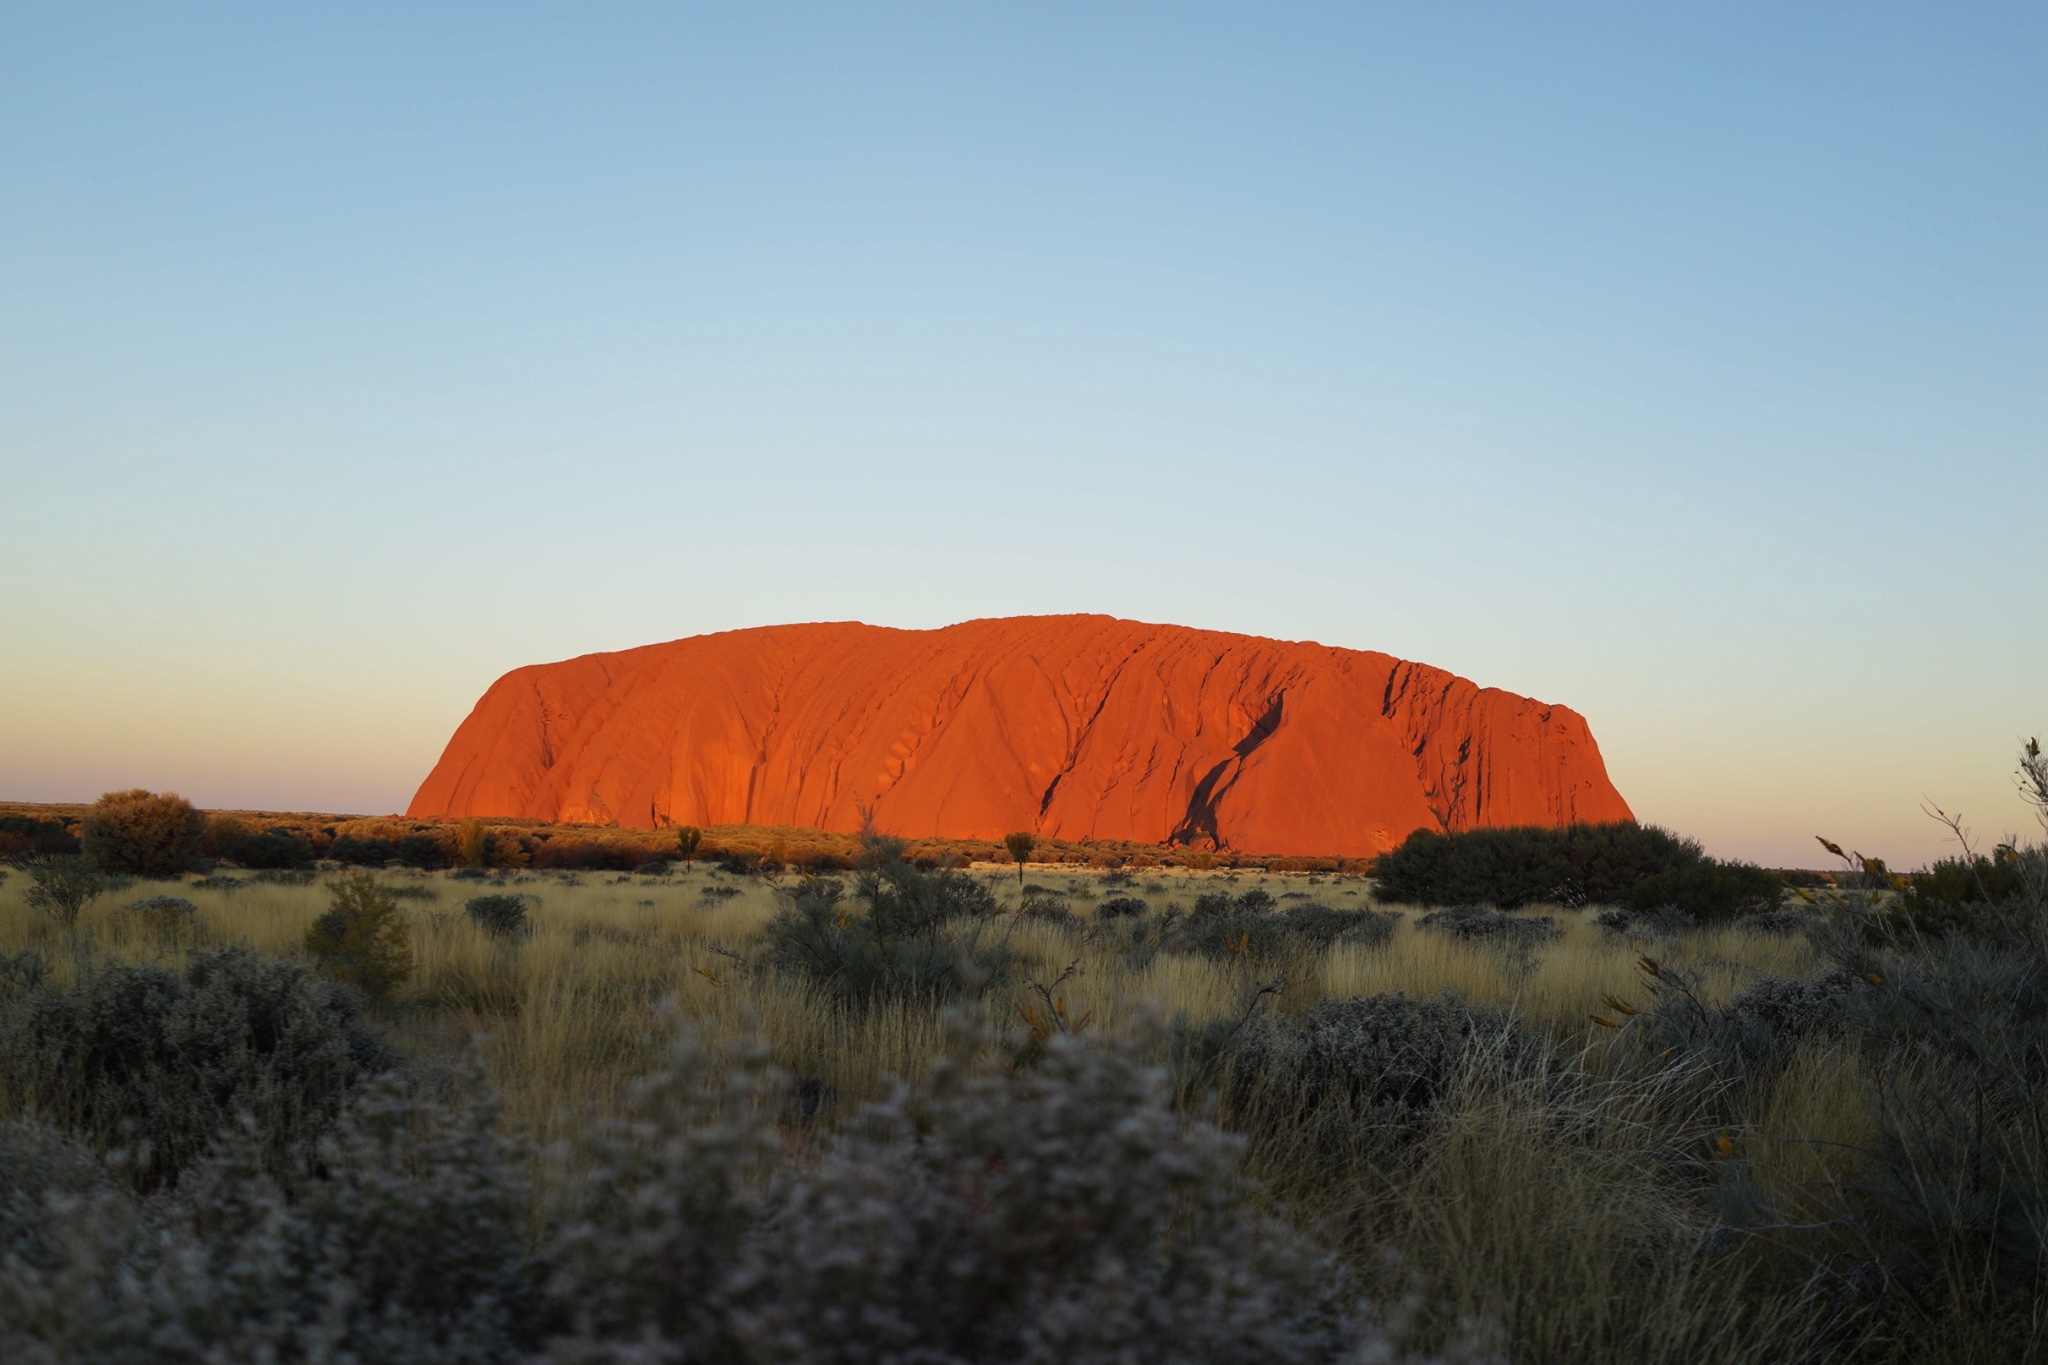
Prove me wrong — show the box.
[408,615,1633,857]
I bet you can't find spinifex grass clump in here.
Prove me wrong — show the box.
[464,893,533,939]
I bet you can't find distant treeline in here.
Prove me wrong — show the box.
[0,797,1371,877]
[8,800,1886,918]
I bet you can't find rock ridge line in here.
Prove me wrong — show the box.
[408,614,1633,857]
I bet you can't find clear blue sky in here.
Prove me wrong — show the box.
[3,4,2042,866]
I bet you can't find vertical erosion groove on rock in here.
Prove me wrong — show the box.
[408,614,1633,857]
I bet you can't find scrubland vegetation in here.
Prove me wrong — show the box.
[0,801,1353,878]
[1,748,2045,1361]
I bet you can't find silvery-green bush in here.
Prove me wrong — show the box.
[1226,992,1554,1157]
[766,864,1008,1008]
[545,1015,1466,1364]
[3,973,1490,1364]
[1723,970,1855,1041]
[0,1073,543,1365]
[0,945,395,1189]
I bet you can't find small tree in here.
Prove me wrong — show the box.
[23,856,107,933]
[80,789,204,876]
[1004,831,1036,888]
[456,818,489,869]
[676,825,704,860]
[304,872,414,1003]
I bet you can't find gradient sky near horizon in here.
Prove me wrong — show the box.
[3,5,2043,867]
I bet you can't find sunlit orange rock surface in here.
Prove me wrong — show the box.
[409,615,1633,857]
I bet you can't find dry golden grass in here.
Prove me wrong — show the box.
[1321,912,1818,1042]
[0,861,1820,1127]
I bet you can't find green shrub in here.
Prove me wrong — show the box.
[1095,894,1148,919]
[1893,851,2034,934]
[766,874,998,1008]
[766,841,1005,1009]
[1626,859,1781,922]
[304,873,414,1002]
[21,856,107,932]
[329,831,446,869]
[853,841,999,938]
[1371,822,1702,909]
[233,829,317,870]
[0,945,395,1190]
[79,789,204,877]
[464,894,531,939]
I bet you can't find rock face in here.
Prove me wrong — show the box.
[408,615,1633,857]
